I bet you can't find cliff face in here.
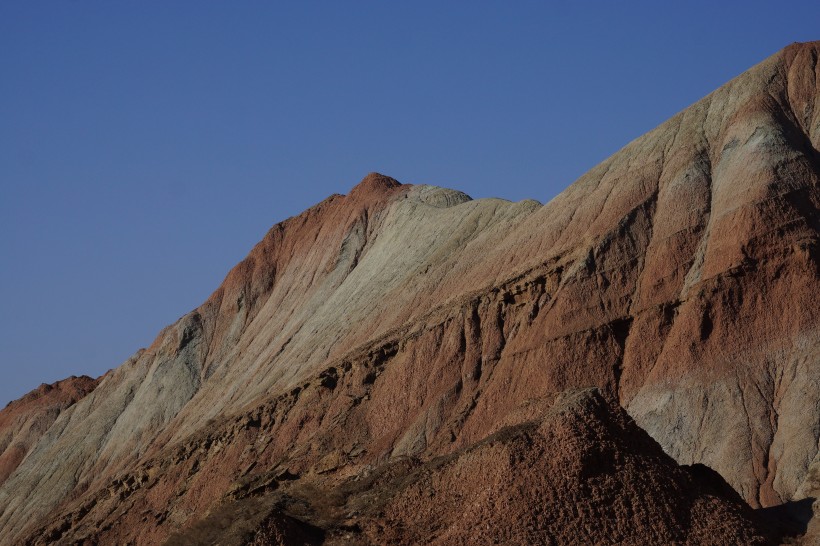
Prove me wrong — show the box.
[0,42,818,544]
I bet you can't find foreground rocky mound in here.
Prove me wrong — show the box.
[342,389,770,545]
[167,389,770,545]
[0,42,819,544]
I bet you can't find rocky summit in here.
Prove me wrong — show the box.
[1,42,819,545]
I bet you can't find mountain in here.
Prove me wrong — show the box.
[0,376,98,488]
[0,42,818,544]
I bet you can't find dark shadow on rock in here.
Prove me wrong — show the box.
[684,463,812,543]
[755,497,815,542]
[684,463,747,504]
[247,511,325,546]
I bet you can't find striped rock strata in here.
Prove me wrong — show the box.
[1,42,819,544]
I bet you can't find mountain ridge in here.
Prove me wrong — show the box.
[1,41,819,544]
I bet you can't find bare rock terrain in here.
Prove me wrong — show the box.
[1,42,819,544]
[0,376,97,488]
[168,389,771,545]
[338,389,771,545]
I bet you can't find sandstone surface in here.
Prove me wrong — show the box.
[1,42,819,544]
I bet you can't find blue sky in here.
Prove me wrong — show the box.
[2,1,818,406]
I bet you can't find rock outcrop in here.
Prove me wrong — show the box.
[0,42,818,544]
[338,389,771,545]
[166,389,772,545]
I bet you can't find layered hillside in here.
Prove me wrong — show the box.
[0,42,818,544]
[0,376,98,488]
[168,389,771,545]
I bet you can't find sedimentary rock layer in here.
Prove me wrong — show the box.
[0,42,818,544]
[169,389,772,545]
[0,376,97,488]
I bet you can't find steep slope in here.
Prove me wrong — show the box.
[0,42,818,544]
[0,376,98,487]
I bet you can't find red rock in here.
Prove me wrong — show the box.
[2,42,819,544]
[0,376,97,488]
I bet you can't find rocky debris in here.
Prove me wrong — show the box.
[345,389,772,545]
[8,352,782,544]
[246,513,324,546]
[1,42,820,544]
[127,389,775,545]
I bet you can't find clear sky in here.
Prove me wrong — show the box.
[1,1,818,407]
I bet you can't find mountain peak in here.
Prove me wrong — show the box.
[349,172,403,198]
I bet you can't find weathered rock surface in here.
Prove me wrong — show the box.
[0,376,98,487]
[165,389,773,545]
[342,389,770,545]
[0,42,819,544]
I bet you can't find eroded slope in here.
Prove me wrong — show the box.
[0,376,97,487]
[1,42,819,544]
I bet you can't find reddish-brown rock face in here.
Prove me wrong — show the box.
[0,43,819,544]
[167,389,772,545]
[351,389,770,545]
[0,376,98,488]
